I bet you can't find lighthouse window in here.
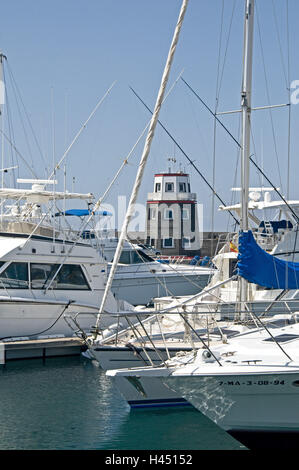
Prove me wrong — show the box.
[182,237,191,249]
[163,238,174,248]
[164,209,173,220]
[182,209,189,219]
[155,183,161,192]
[165,182,174,192]
[179,183,186,192]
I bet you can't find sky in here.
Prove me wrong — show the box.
[0,0,298,232]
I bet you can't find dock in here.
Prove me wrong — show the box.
[0,336,87,363]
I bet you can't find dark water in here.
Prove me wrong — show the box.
[0,356,245,450]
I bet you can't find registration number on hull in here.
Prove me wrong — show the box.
[218,380,285,386]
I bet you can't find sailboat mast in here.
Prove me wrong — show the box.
[95,0,189,325]
[0,53,5,191]
[0,52,6,222]
[240,0,255,317]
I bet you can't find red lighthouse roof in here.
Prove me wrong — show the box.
[154,172,188,177]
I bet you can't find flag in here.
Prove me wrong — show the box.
[229,241,238,252]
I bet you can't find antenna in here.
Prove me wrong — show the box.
[167,156,176,172]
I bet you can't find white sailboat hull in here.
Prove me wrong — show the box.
[165,370,299,432]
[112,375,189,409]
[91,345,192,408]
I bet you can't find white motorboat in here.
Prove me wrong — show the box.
[107,252,214,307]
[0,181,134,340]
[89,233,215,306]
[0,52,136,339]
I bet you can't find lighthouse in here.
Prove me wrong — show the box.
[145,166,201,257]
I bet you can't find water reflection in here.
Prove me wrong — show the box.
[0,357,242,450]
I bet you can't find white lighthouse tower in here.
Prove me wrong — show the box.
[145,161,201,257]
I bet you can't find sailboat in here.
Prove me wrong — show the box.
[104,1,299,440]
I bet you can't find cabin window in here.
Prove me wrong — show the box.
[118,251,131,264]
[130,251,153,264]
[165,182,174,192]
[155,183,161,192]
[0,262,29,289]
[30,263,90,290]
[179,182,186,192]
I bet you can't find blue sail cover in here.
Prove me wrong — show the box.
[238,230,299,289]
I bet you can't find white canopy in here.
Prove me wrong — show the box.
[0,188,94,204]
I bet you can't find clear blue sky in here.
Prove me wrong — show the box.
[0,0,298,231]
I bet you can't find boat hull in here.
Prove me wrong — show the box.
[92,345,193,408]
[164,371,299,432]
[111,273,211,305]
[0,298,99,339]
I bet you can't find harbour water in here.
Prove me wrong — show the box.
[0,355,245,451]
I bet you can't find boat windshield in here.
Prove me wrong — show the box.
[117,250,154,265]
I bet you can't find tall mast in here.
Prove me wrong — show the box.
[0,52,7,222]
[240,0,255,318]
[95,0,189,327]
[0,53,6,190]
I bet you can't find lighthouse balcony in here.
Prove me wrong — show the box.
[147,192,197,202]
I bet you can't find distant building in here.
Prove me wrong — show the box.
[145,170,201,256]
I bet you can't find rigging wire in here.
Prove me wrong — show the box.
[129,85,239,226]
[5,63,35,172]
[212,0,237,249]
[211,0,224,249]
[2,65,18,186]
[5,60,48,175]
[255,1,283,192]
[270,0,292,200]
[180,77,299,225]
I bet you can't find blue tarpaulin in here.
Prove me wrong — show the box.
[55,209,112,217]
[238,230,299,289]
